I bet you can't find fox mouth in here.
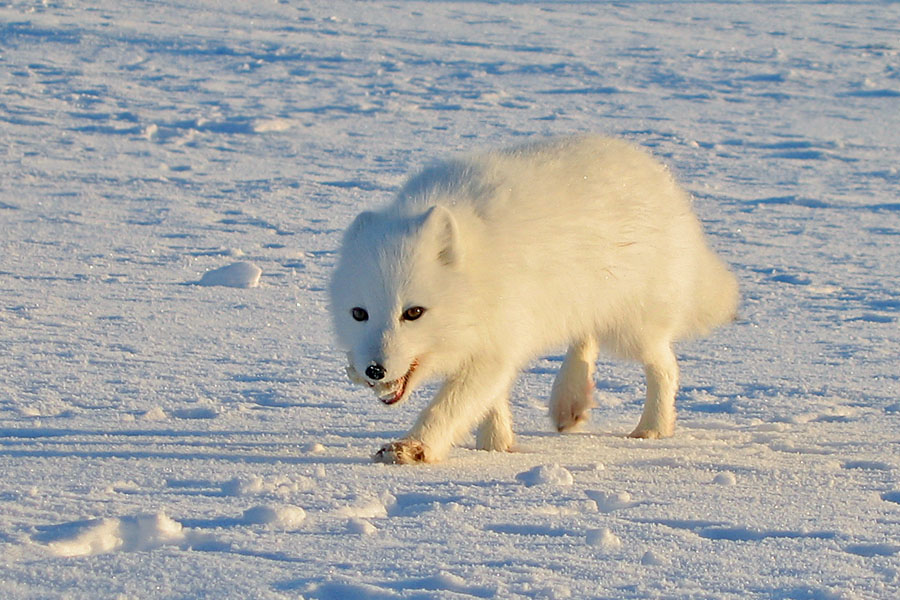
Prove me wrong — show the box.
[369,360,419,405]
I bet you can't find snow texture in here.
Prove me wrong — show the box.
[42,513,189,558]
[1,1,898,599]
[198,261,263,288]
[516,464,575,487]
[586,527,623,552]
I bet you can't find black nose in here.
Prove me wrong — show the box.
[365,364,386,381]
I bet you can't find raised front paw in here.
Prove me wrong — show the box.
[373,439,430,464]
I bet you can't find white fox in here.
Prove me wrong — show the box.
[329,136,738,464]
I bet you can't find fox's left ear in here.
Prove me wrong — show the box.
[421,205,461,267]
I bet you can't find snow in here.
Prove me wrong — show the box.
[713,471,738,486]
[585,490,638,513]
[586,527,623,552]
[242,505,307,530]
[1,1,898,598]
[197,261,263,288]
[516,464,575,487]
[41,512,195,558]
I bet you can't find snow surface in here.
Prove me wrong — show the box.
[1,1,899,598]
[198,261,263,288]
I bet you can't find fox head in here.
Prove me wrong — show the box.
[329,205,478,405]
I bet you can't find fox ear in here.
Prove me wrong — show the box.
[347,210,376,234]
[421,205,461,267]
[343,210,380,247]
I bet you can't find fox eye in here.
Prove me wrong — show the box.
[351,307,368,322]
[401,306,426,321]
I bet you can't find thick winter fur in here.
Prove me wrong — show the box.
[329,136,738,464]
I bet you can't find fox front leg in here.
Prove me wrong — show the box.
[374,360,518,464]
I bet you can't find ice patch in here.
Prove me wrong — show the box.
[197,261,262,288]
[515,464,574,487]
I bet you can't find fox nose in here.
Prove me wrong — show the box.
[365,363,386,381]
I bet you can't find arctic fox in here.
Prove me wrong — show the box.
[329,136,738,464]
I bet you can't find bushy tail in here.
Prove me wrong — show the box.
[689,249,739,337]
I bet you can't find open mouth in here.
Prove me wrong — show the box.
[369,360,418,405]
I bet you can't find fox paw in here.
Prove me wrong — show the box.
[373,439,429,464]
[549,380,594,433]
[628,424,674,439]
[554,407,590,432]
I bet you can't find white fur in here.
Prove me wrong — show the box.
[329,136,738,463]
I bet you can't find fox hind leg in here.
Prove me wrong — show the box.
[549,337,599,432]
[630,342,679,439]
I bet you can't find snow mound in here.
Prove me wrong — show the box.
[586,528,622,551]
[336,493,395,519]
[242,505,307,530]
[713,472,738,486]
[198,261,262,288]
[252,118,296,133]
[515,464,574,487]
[641,550,667,566]
[140,406,168,421]
[346,518,377,535]
[304,442,327,454]
[45,512,186,557]
[585,490,637,512]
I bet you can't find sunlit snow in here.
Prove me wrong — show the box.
[1,1,898,598]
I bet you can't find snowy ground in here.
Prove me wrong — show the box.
[1,1,899,598]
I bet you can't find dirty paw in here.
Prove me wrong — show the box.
[373,439,429,464]
[555,409,590,432]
